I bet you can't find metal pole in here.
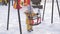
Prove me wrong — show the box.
[42,0,46,21]
[7,0,10,30]
[17,9,22,34]
[12,0,13,6]
[56,0,60,17]
[17,0,22,34]
[51,0,54,24]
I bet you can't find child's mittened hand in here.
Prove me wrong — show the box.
[28,16,30,18]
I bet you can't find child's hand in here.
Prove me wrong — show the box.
[28,16,33,19]
[36,13,39,15]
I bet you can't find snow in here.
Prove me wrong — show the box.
[0,0,60,34]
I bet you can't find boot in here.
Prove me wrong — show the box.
[31,29,33,31]
[27,30,31,32]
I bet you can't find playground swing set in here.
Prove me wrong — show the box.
[0,0,60,34]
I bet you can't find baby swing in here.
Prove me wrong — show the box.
[29,9,41,26]
[28,0,43,26]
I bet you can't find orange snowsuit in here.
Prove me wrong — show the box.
[24,0,30,6]
[24,10,36,30]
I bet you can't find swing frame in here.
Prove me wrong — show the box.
[42,0,60,24]
[7,0,22,34]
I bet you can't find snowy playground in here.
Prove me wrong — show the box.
[0,0,60,34]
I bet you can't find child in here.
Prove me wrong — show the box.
[2,0,8,5]
[0,0,2,5]
[13,0,23,9]
[24,5,37,32]
[0,0,2,2]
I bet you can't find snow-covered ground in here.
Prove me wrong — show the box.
[0,0,60,34]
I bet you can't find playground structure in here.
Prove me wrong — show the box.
[7,0,42,34]
[42,0,60,23]
[0,0,60,34]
